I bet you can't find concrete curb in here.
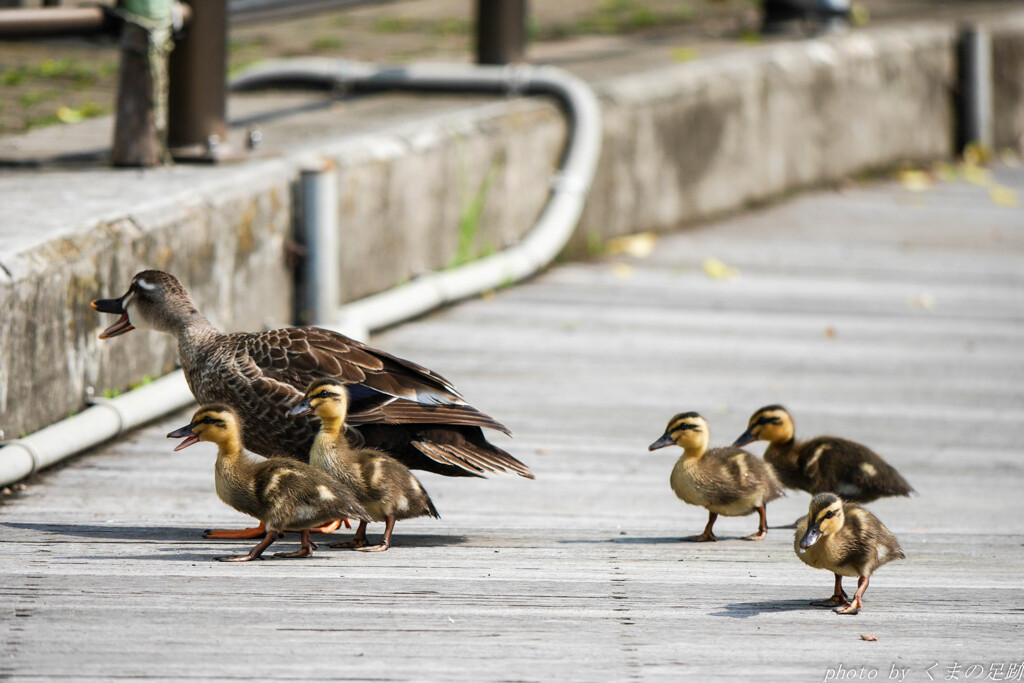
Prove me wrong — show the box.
[2,17,1024,441]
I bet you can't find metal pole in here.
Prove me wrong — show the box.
[0,7,117,37]
[957,25,993,151]
[475,0,526,65]
[299,163,341,325]
[168,0,228,161]
[110,0,175,167]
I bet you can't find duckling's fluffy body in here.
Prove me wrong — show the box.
[651,412,784,541]
[293,381,439,551]
[736,406,913,503]
[169,405,369,561]
[795,493,904,614]
[668,447,780,518]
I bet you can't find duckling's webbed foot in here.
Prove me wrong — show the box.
[274,530,316,559]
[833,576,868,615]
[833,599,861,615]
[354,515,395,552]
[356,541,391,552]
[329,520,368,549]
[683,513,718,542]
[811,574,849,607]
[744,504,769,541]
[216,530,277,562]
[204,521,267,539]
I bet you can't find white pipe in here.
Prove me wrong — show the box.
[0,59,602,486]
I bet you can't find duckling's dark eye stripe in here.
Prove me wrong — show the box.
[673,423,700,432]
[756,417,783,426]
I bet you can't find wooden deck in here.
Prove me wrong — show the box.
[2,167,1023,681]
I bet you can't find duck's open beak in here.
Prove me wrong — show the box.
[287,399,313,418]
[91,296,134,339]
[799,524,822,549]
[167,424,200,451]
[732,429,757,447]
[648,433,674,451]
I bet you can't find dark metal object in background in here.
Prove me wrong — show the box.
[168,0,229,161]
[229,0,401,26]
[476,0,526,65]
[957,25,993,151]
[0,6,118,37]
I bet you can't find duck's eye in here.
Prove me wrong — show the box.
[202,416,214,424]
[823,510,835,519]
[319,390,330,398]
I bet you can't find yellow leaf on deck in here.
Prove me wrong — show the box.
[897,169,931,192]
[962,142,992,167]
[606,232,657,258]
[671,47,699,63]
[961,164,991,186]
[56,106,84,124]
[703,257,739,281]
[611,263,634,280]
[988,185,1019,207]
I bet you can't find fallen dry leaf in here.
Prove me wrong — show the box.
[671,46,699,62]
[611,262,635,280]
[897,169,931,192]
[703,257,739,281]
[606,232,657,258]
[860,634,879,642]
[960,163,991,187]
[908,293,937,310]
[988,184,1019,208]
[824,326,837,339]
[962,142,992,167]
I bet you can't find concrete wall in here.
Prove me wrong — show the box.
[3,19,1022,440]
[0,170,293,438]
[572,26,957,253]
[992,19,1024,151]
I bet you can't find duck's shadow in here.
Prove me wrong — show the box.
[710,599,816,619]
[2,522,467,559]
[559,536,765,545]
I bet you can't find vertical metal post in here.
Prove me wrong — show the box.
[111,0,174,167]
[475,0,526,65]
[168,0,228,161]
[299,163,340,325]
[957,25,993,151]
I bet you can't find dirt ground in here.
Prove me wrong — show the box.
[0,0,1016,136]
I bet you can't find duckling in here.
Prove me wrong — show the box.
[795,492,904,615]
[733,405,913,503]
[649,412,784,541]
[289,380,441,552]
[94,270,530,539]
[167,405,369,562]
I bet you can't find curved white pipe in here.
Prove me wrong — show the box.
[0,59,602,487]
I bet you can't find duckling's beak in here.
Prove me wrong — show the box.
[287,399,314,418]
[91,296,134,339]
[167,424,200,451]
[799,524,822,549]
[732,429,757,447]
[648,433,674,451]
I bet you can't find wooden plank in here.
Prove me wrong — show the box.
[2,168,1023,681]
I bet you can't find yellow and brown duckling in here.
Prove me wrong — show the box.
[288,380,441,552]
[168,405,369,562]
[649,412,784,542]
[734,405,913,504]
[795,493,905,615]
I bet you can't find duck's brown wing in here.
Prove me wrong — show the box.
[354,424,533,479]
[348,396,512,436]
[233,326,464,405]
